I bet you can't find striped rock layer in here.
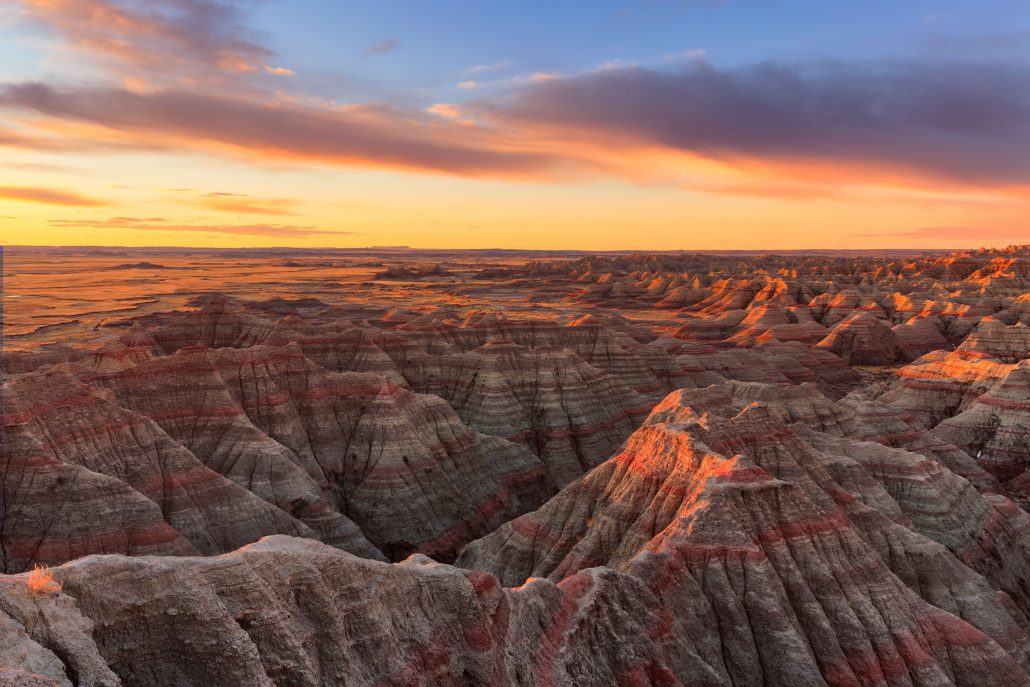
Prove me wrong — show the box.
[2,527,1027,687]
[121,299,683,481]
[2,338,559,568]
[459,387,1030,686]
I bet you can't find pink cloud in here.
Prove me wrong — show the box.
[0,186,108,206]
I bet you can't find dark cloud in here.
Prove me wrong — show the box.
[0,82,562,176]
[489,59,1030,184]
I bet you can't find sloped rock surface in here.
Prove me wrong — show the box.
[815,311,908,365]
[956,319,1030,363]
[460,387,1030,684]
[2,338,561,567]
[403,341,651,485]
[933,361,1030,482]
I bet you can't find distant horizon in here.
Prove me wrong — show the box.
[0,243,996,254]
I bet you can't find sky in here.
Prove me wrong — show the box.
[1,0,1029,250]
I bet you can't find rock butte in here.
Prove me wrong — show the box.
[3,244,1030,686]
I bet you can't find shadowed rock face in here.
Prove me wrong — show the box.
[5,299,704,569]
[2,335,561,567]
[403,342,652,486]
[5,389,1030,686]
[130,300,681,482]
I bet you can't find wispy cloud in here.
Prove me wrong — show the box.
[48,216,355,238]
[191,194,299,215]
[263,65,295,77]
[457,80,482,90]
[426,103,463,119]
[461,60,512,76]
[0,186,108,206]
[362,38,399,56]
[0,160,73,173]
[13,0,273,86]
[690,181,836,200]
[663,48,707,62]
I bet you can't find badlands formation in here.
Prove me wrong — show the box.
[4,245,1030,686]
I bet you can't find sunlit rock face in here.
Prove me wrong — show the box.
[460,387,1030,686]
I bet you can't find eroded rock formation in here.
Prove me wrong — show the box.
[5,245,1030,686]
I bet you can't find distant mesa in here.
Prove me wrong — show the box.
[105,261,169,270]
[279,259,344,267]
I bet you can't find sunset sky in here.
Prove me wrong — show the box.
[1,0,1029,249]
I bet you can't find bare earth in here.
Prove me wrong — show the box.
[3,244,1030,686]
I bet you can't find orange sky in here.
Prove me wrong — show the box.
[2,1,1029,249]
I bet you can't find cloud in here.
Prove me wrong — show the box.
[0,160,73,173]
[263,65,295,77]
[426,103,463,119]
[0,82,560,176]
[690,181,836,200]
[663,48,707,62]
[7,47,1030,191]
[192,194,299,215]
[47,216,354,238]
[362,38,399,56]
[13,0,273,85]
[0,186,108,206]
[487,59,1030,185]
[462,60,512,76]
[457,80,482,90]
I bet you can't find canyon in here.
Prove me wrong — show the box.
[4,244,1030,686]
